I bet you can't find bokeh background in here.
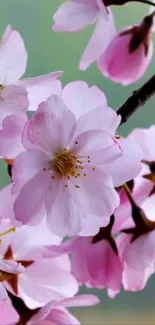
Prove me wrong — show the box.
[0,0,155,323]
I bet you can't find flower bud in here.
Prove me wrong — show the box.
[98,13,154,85]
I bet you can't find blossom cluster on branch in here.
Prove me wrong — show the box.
[0,0,155,324]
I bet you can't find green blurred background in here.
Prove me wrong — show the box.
[1,1,155,323]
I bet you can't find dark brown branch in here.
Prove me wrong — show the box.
[117,74,155,125]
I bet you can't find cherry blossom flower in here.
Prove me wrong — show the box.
[28,295,99,325]
[11,94,124,237]
[0,220,78,309]
[98,13,154,85]
[0,25,63,112]
[0,81,142,236]
[52,0,116,70]
[46,216,123,298]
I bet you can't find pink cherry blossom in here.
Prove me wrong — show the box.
[46,235,123,298]
[28,295,99,325]
[0,220,78,309]
[52,0,116,70]
[10,94,124,237]
[98,14,154,85]
[0,25,63,112]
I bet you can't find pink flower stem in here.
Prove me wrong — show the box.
[117,73,155,125]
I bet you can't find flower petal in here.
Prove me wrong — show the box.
[62,81,107,119]
[72,130,122,165]
[106,137,143,187]
[80,10,115,70]
[30,95,76,154]
[71,167,120,217]
[0,26,27,85]
[75,105,121,136]
[0,85,28,127]
[0,114,26,159]
[12,150,49,192]
[52,0,99,32]
[46,180,83,237]
[14,171,50,225]
[57,295,100,308]
[20,73,63,111]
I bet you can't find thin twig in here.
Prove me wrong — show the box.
[117,74,155,125]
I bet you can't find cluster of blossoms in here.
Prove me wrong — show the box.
[0,0,155,324]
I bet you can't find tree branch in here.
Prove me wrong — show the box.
[117,74,155,125]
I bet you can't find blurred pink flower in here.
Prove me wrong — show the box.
[0,25,63,112]
[28,295,99,325]
[46,231,123,299]
[98,13,154,85]
[0,220,78,309]
[52,0,116,70]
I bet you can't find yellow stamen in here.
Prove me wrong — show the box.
[0,227,16,238]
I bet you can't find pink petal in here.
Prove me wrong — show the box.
[30,95,76,154]
[0,114,26,159]
[129,125,155,161]
[87,241,122,291]
[106,137,143,187]
[80,10,115,70]
[52,0,99,32]
[0,26,27,85]
[0,284,7,301]
[0,85,28,127]
[14,171,50,225]
[18,256,78,309]
[20,72,63,111]
[12,150,49,193]
[62,81,107,119]
[123,263,154,291]
[75,105,121,136]
[72,130,122,165]
[57,295,100,308]
[44,308,80,325]
[0,184,20,226]
[0,298,19,323]
[0,259,25,274]
[123,231,155,270]
[46,180,83,237]
[70,168,120,217]
[141,194,155,222]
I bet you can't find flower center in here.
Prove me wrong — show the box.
[51,149,78,178]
